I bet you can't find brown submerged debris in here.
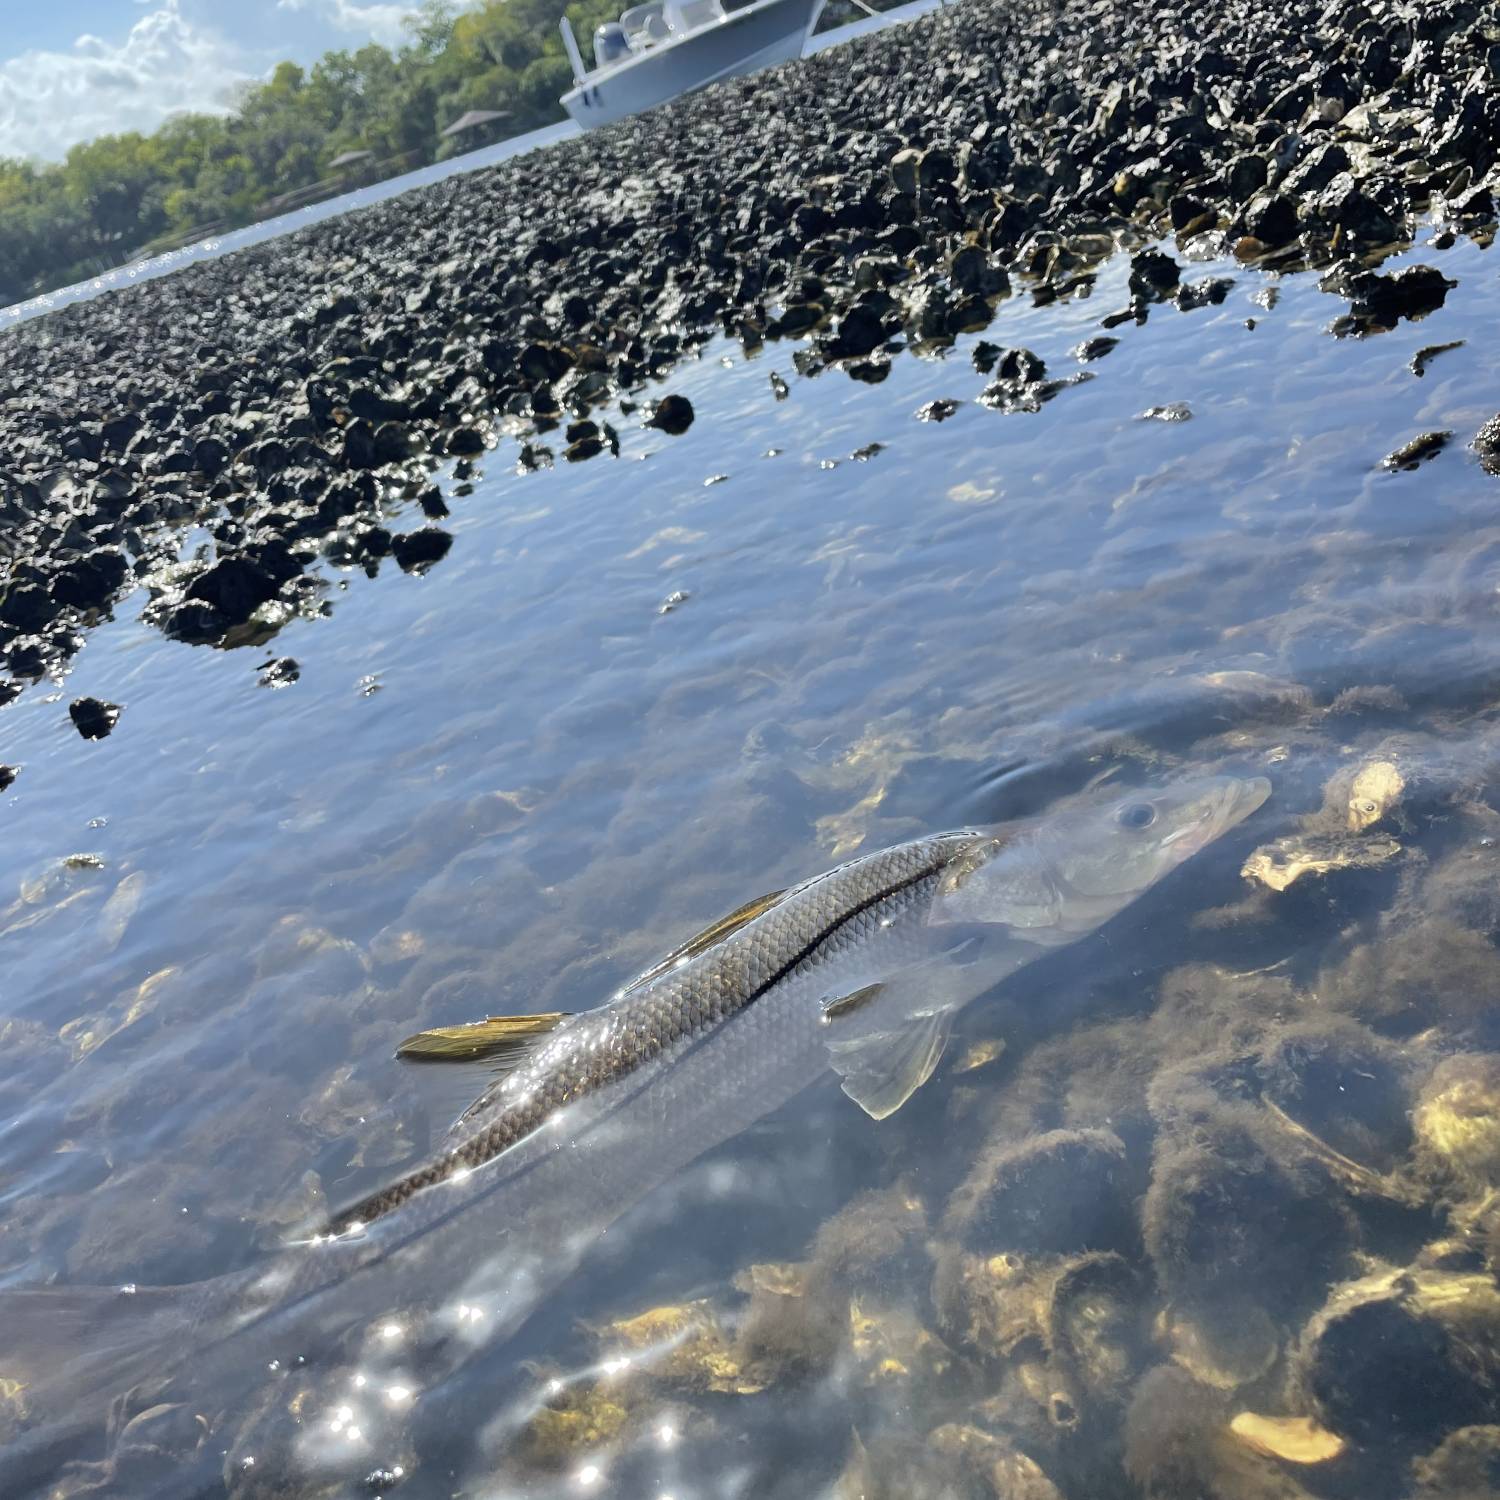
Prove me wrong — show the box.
[1319,913,1500,1038]
[1241,831,1401,891]
[1410,341,1463,377]
[516,1381,632,1470]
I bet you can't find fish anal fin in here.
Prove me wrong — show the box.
[621,889,787,995]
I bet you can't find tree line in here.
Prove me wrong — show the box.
[0,0,879,307]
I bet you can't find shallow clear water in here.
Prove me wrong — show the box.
[4,226,1500,1498]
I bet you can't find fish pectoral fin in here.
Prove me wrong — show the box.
[397,1012,572,1134]
[822,980,957,1121]
[396,1011,570,1062]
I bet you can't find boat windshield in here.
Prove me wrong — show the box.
[619,2,671,47]
[619,0,725,47]
[664,0,727,30]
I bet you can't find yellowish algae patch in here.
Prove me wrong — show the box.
[59,964,178,1061]
[1229,1412,1346,1463]
[593,1301,754,1395]
[1345,760,1404,830]
[1414,1055,1500,1192]
[1242,834,1400,891]
[954,1039,1007,1074]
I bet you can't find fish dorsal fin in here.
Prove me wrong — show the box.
[822,980,956,1121]
[395,1012,571,1135]
[396,1012,570,1062]
[620,888,787,995]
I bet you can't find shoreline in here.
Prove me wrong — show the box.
[0,0,1496,732]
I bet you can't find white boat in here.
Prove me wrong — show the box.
[559,0,827,130]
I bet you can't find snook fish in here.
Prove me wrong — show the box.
[0,773,1269,1497]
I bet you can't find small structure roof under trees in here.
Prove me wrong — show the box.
[440,109,510,138]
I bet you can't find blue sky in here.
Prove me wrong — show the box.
[0,1,458,162]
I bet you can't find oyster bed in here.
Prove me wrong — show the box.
[2,0,1499,737]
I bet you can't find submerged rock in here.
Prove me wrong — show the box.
[1290,1264,1500,1452]
[67,697,120,741]
[1384,431,1452,471]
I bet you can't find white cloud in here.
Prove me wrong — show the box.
[276,0,423,50]
[0,3,251,162]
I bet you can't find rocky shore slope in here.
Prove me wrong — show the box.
[1,0,1496,731]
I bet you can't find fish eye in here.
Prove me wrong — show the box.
[1116,801,1157,831]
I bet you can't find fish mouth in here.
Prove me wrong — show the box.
[1160,774,1272,860]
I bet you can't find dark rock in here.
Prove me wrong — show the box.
[1168,193,1212,230]
[1072,336,1119,361]
[915,398,962,423]
[1243,191,1299,245]
[822,305,889,361]
[1129,249,1182,299]
[341,420,381,470]
[163,601,226,644]
[995,347,1046,382]
[1328,264,1457,335]
[1473,415,1500,476]
[416,486,449,519]
[1174,276,1233,311]
[1384,431,1452,472]
[519,342,575,383]
[257,657,300,688]
[68,697,120,740]
[1283,141,1350,195]
[1225,153,1269,201]
[645,395,694,435]
[446,425,486,456]
[0,584,56,632]
[0,765,15,791]
[185,553,289,623]
[49,550,129,611]
[391,528,453,574]
[1314,174,1400,244]
[372,422,410,464]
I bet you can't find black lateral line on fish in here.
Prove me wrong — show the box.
[735,848,964,1011]
[323,844,969,1237]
